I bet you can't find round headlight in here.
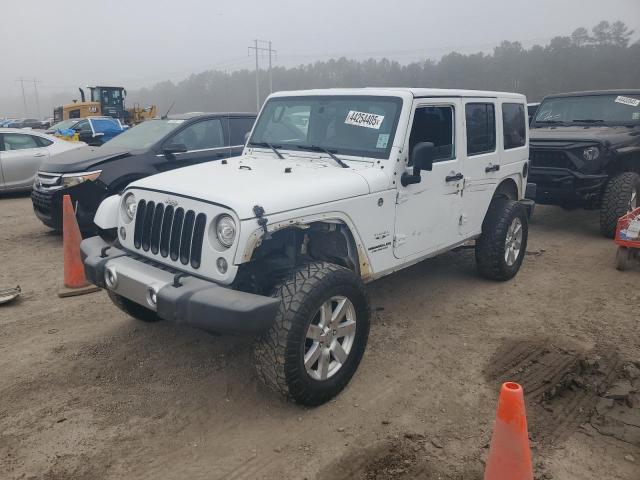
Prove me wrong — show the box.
[122,193,137,223]
[582,146,600,162]
[216,215,236,248]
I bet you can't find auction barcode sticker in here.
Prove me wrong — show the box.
[345,111,385,129]
[614,96,640,107]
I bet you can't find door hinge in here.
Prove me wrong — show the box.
[393,234,407,247]
[396,191,409,205]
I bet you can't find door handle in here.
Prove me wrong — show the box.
[33,153,47,157]
[485,164,500,173]
[445,172,464,182]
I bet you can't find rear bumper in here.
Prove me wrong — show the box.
[81,236,279,335]
[529,166,608,207]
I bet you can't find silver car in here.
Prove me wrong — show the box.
[0,128,85,192]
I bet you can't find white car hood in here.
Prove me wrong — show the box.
[130,155,389,219]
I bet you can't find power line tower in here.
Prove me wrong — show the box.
[32,78,42,118]
[248,40,276,112]
[16,77,28,116]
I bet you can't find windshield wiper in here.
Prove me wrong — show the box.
[293,145,349,168]
[249,141,284,159]
[572,119,605,124]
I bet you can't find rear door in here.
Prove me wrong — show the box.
[162,118,229,166]
[0,132,50,189]
[459,99,500,236]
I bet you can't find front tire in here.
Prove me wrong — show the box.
[600,172,640,238]
[475,198,529,281]
[615,246,633,271]
[253,262,370,406]
[108,290,161,323]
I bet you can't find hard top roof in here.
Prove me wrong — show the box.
[269,88,525,100]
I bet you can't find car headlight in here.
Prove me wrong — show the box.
[121,192,137,223]
[61,170,102,187]
[216,215,236,248]
[582,146,600,162]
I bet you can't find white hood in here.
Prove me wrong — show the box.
[130,154,390,219]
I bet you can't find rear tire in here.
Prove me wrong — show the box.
[600,172,640,238]
[475,198,529,281]
[108,290,161,323]
[253,262,370,406]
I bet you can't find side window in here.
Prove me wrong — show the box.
[408,105,455,164]
[170,119,224,151]
[502,103,526,149]
[36,136,53,147]
[228,117,256,145]
[3,133,40,151]
[76,120,91,132]
[465,103,495,156]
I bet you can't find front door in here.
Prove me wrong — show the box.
[394,100,464,259]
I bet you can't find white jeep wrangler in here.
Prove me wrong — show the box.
[82,88,535,406]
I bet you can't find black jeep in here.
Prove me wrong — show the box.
[529,90,640,237]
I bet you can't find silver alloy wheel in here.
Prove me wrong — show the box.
[504,217,523,266]
[304,295,357,381]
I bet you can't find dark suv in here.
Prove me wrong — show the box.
[32,112,255,232]
[528,90,640,237]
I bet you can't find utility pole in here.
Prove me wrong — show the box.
[32,78,42,118]
[16,77,28,116]
[248,40,276,112]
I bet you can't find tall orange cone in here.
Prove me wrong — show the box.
[58,194,100,298]
[484,382,533,480]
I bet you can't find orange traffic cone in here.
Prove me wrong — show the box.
[484,382,533,480]
[58,194,100,298]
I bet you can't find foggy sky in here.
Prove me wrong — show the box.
[1,0,639,116]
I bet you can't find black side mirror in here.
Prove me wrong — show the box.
[401,142,434,186]
[163,143,188,156]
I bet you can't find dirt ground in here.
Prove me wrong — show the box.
[1,194,639,480]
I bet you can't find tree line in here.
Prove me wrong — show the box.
[128,21,639,114]
[2,21,638,118]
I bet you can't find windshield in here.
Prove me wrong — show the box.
[249,95,403,159]
[103,119,184,149]
[533,94,640,127]
[49,119,79,131]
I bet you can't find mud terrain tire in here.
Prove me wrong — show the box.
[254,262,370,406]
[600,172,640,238]
[475,198,529,281]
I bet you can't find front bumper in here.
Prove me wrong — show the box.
[31,178,107,231]
[81,236,280,335]
[529,166,608,207]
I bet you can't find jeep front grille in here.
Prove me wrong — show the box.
[530,150,574,170]
[133,200,207,269]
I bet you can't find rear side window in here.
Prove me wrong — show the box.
[36,136,53,147]
[465,103,496,155]
[502,103,526,149]
[228,117,255,145]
